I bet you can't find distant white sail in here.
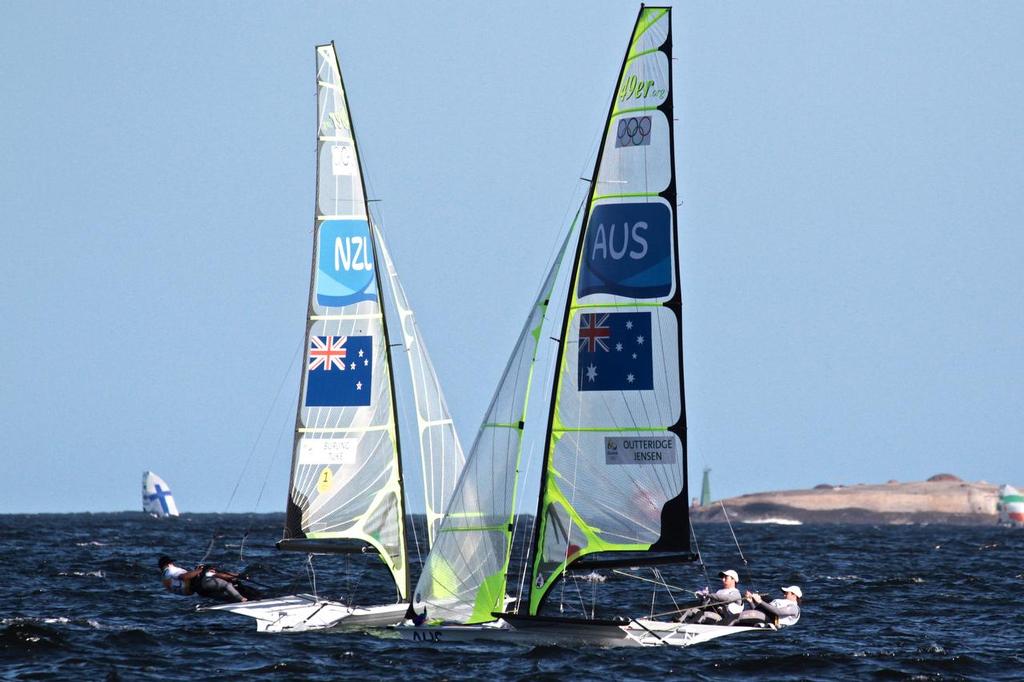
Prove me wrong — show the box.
[998,484,1024,527]
[143,471,179,517]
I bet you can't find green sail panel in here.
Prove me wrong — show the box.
[412,216,578,624]
[284,43,408,600]
[530,7,688,616]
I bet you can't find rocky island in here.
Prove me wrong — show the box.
[691,474,1005,525]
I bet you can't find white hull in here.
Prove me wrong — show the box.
[394,617,764,648]
[199,594,408,633]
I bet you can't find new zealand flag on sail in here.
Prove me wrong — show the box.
[577,312,653,391]
[304,335,373,407]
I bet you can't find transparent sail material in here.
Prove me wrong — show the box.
[284,44,407,598]
[413,220,577,624]
[376,230,466,545]
[530,7,689,614]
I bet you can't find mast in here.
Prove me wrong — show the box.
[528,6,690,616]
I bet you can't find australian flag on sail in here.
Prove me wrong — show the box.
[304,335,373,407]
[577,311,653,391]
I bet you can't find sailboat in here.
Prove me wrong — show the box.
[400,6,775,648]
[143,471,179,517]
[202,42,464,632]
[997,484,1024,527]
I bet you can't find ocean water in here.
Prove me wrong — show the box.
[2,513,1021,680]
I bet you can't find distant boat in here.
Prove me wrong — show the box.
[142,471,179,517]
[997,485,1024,527]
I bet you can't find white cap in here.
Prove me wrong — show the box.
[718,570,739,581]
[781,585,802,598]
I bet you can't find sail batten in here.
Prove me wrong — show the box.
[528,6,689,616]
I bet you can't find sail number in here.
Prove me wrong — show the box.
[317,467,333,493]
[618,74,665,103]
[411,630,442,643]
[334,236,373,273]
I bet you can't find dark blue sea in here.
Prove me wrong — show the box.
[2,514,1021,680]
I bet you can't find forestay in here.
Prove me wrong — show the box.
[283,44,409,599]
[529,6,689,615]
[412,215,579,624]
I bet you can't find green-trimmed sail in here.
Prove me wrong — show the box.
[411,216,578,624]
[529,6,689,615]
[284,43,410,599]
[376,229,466,546]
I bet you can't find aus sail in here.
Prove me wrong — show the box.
[529,6,689,615]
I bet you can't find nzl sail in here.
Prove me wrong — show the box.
[201,42,465,633]
[282,42,410,599]
[528,5,690,615]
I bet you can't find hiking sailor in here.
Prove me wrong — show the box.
[158,555,249,603]
[740,585,802,627]
[679,569,744,624]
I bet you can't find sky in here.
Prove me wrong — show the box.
[1,1,1021,513]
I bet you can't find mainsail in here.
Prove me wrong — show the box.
[143,471,179,517]
[528,6,689,615]
[283,43,409,599]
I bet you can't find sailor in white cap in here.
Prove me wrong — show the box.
[679,569,744,623]
[743,585,802,627]
[712,570,743,608]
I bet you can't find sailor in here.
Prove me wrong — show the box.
[158,555,248,603]
[740,585,802,627]
[679,569,744,624]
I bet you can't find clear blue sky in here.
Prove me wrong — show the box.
[2,1,1021,513]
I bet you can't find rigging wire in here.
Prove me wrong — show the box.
[305,554,318,599]
[689,522,712,591]
[719,499,755,590]
[196,336,303,570]
[239,342,303,563]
